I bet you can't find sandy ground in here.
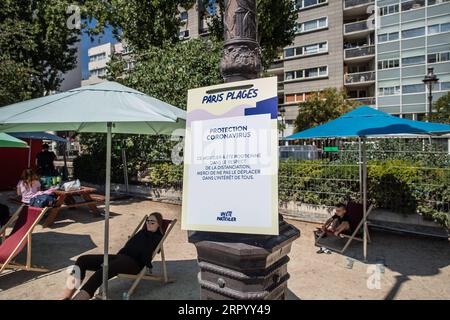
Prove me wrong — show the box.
[0,191,449,300]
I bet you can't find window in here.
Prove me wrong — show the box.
[441,82,450,90]
[378,32,399,43]
[285,66,327,81]
[294,0,327,10]
[89,52,106,62]
[402,84,425,94]
[379,4,399,16]
[90,68,106,77]
[428,24,440,34]
[401,0,426,11]
[179,30,190,39]
[428,51,450,63]
[378,59,400,70]
[428,0,450,5]
[402,27,425,39]
[296,17,327,33]
[285,48,295,58]
[443,23,450,32]
[378,86,401,96]
[319,66,327,76]
[285,93,310,104]
[285,71,295,80]
[180,11,188,21]
[428,22,450,34]
[284,42,327,59]
[402,55,425,66]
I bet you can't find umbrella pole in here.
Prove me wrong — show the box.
[28,139,32,168]
[122,147,129,194]
[102,122,112,300]
[358,137,362,200]
[362,137,368,262]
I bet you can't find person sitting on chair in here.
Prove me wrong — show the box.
[17,169,41,204]
[317,203,351,237]
[61,212,164,300]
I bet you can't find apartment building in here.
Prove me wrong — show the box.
[274,0,347,137]
[81,0,450,131]
[376,0,450,119]
[81,42,133,86]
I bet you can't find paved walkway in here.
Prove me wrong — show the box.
[0,193,449,300]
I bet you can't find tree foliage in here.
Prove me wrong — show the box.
[0,0,82,104]
[430,91,450,124]
[84,0,195,50]
[108,38,223,109]
[293,88,361,133]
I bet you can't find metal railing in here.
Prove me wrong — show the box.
[344,45,375,59]
[344,19,374,34]
[344,0,375,9]
[347,97,376,105]
[268,60,283,70]
[345,71,376,84]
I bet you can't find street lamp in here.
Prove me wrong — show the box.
[278,106,286,142]
[422,67,439,121]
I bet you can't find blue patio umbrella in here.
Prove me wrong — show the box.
[285,106,450,260]
[286,106,450,139]
[10,132,68,168]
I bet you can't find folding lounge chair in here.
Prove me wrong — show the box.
[0,205,49,273]
[117,215,177,299]
[315,202,374,254]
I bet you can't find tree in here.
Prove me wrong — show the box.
[430,92,450,124]
[85,0,195,50]
[201,0,297,68]
[0,0,83,103]
[74,39,224,183]
[107,38,223,109]
[294,88,361,132]
[0,56,34,106]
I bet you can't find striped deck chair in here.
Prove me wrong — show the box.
[117,216,177,299]
[0,205,49,273]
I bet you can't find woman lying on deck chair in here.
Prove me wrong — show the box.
[61,212,164,300]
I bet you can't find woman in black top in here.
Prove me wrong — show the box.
[62,212,164,300]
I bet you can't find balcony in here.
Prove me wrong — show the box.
[344,45,375,62]
[267,60,284,74]
[343,0,375,18]
[347,97,376,106]
[277,82,285,92]
[344,71,376,87]
[344,19,374,40]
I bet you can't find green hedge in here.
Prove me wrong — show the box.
[279,158,449,228]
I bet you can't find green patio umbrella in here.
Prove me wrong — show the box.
[0,132,28,148]
[0,81,186,299]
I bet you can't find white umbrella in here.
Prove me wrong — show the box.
[0,81,186,298]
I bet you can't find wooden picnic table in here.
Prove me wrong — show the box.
[43,187,101,227]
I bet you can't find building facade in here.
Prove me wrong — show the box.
[376,0,450,120]
[80,0,450,131]
[81,42,133,86]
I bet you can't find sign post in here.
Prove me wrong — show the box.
[186,0,300,300]
[182,77,279,235]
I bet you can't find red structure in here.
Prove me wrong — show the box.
[0,139,42,191]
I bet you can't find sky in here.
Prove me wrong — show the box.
[80,20,118,80]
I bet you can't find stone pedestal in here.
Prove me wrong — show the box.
[189,216,300,300]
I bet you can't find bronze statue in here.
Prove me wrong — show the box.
[220,0,261,82]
